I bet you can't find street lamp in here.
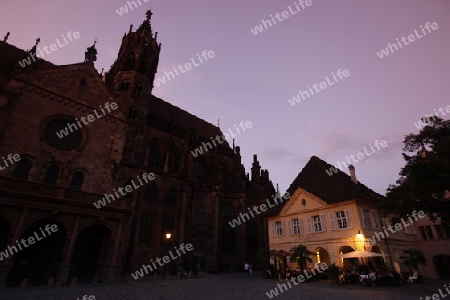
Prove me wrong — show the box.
[162,232,172,279]
[356,230,366,250]
[356,230,363,239]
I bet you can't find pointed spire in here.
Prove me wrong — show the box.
[84,41,98,63]
[29,38,40,56]
[136,10,153,35]
[3,32,10,42]
[146,9,153,20]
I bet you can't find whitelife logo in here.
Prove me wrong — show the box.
[18,32,81,68]
[115,0,149,16]
[266,263,328,299]
[228,192,290,228]
[56,102,119,139]
[250,0,313,35]
[325,139,388,176]
[93,173,155,209]
[376,22,438,59]
[76,296,96,300]
[287,69,350,106]
[0,153,21,171]
[365,210,425,246]
[131,243,193,280]
[153,50,215,87]
[0,224,59,261]
[420,283,450,300]
[414,104,450,130]
[190,121,252,158]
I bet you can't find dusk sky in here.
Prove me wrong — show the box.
[1,0,449,195]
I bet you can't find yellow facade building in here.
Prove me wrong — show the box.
[267,156,416,273]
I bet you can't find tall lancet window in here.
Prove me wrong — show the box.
[126,54,135,70]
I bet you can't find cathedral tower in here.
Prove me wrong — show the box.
[105,10,161,166]
[106,10,161,97]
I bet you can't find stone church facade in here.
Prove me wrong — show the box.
[0,11,275,286]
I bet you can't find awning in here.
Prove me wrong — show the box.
[339,250,388,258]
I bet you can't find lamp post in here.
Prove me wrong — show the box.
[162,232,172,279]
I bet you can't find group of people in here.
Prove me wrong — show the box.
[339,267,420,287]
[357,269,400,286]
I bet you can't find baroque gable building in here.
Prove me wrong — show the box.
[0,11,275,286]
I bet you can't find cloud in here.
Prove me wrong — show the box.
[258,146,309,164]
[305,129,405,165]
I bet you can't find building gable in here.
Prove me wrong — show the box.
[280,188,327,216]
[11,63,119,115]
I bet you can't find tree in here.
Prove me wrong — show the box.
[269,249,283,270]
[381,117,450,225]
[290,244,314,270]
[400,249,427,269]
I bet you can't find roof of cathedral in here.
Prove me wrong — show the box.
[268,156,383,216]
[0,43,224,144]
[0,40,55,71]
[148,94,227,141]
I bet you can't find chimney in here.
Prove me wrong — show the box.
[348,164,357,184]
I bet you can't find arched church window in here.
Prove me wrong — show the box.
[70,171,84,190]
[144,182,158,202]
[43,164,59,185]
[148,140,160,168]
[12,158,31,180]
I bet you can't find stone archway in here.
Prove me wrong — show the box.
[339,245,358,269]
[7,218,66,286]
[314,247,331,266]
[433,255,450,279]
[70,224,111,283]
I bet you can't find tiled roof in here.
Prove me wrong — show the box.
[268,156,383,216]
[148,95,225,140]
[0,41,55,71]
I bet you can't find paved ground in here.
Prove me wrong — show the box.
[1,272,447,300]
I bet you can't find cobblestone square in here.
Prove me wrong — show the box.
[1,272,446,300]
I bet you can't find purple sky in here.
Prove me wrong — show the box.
[1,0,449,195]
